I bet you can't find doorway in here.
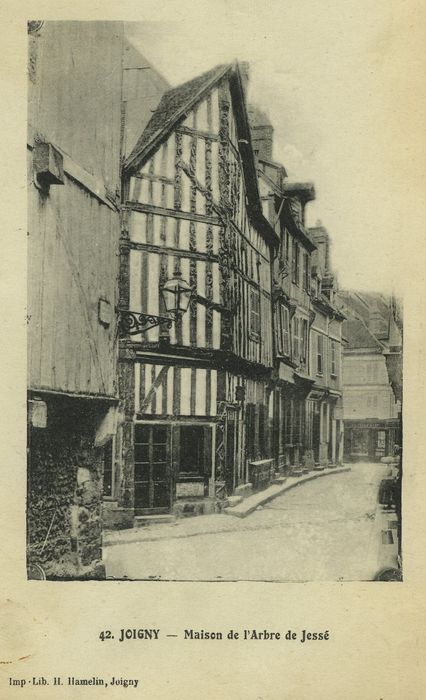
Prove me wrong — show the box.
[134,424,171,514]
[225,406,244,492]
[312,403,320,463]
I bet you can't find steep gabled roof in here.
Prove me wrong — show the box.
[343,318,383,350]
[124,64,230,172]
[124,61,279,250]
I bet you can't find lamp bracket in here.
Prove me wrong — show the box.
[119,309,177,336]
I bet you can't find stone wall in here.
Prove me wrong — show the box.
[102,360,135,530]
[27,396,106,579]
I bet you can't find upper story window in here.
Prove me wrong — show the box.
[293,316,301,363]
[278,304,290,356]
[302,252,310,292]
[316,333,324,375]
[292,241,300,285]
[284,229,290,263]
[249,287,261,340]
[330,339,337,376]
[301,318,309,367]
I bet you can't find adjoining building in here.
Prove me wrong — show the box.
[337,291,402,462]
[27,21,125,577]
[308,225,345,467]
[251,107,345,474]
[27,21,169,574]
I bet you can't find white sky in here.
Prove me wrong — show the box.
[125,0,423,294]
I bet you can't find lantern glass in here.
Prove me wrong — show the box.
[161,274,192,315]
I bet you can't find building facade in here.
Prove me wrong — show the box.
[27,21,125,577]
[308,225,345,467]
[337,291,401,461]
[253,109,345,474]
[107,63,279,526]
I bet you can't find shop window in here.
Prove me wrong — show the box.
[377,431,386,449]
[351,429,368,455]
[179,426,205,477]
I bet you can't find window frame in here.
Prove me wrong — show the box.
[302,251,309,291]
[249,286,261,341]
[300,318,309,367]
[316,332,324,375]
[293,316,301,363]
[285,229,290,263]
[179,425,205,478]
[278,304,290,356]
[330,339,337,377]
[292,240,300,285]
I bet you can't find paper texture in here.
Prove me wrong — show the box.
[1,1,426,698]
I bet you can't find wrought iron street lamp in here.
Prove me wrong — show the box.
[119,272,192,336]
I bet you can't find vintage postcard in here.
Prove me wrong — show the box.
[1,2,425,698]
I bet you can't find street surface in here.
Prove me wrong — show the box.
[104,463,399,581]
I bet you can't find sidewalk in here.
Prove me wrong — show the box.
[103,465,351,548]
[224,466,351,518]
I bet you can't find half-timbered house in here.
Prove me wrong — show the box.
[109,63,279,525]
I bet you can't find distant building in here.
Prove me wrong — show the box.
[337,291,402,461]
[308,225,345,466]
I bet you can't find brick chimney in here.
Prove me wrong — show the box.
[247,104,274,161]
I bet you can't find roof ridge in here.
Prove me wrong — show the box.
[124,63,232,172]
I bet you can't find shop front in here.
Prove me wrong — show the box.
[133,420,215,514]
[344,419,399,462]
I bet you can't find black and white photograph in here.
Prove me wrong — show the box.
[27,18,403,583]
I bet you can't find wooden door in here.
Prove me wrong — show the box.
[134,424,171,513]
[225,408,239,493]
[312,405,321,463]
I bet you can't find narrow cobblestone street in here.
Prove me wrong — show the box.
[104,463,398,581]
